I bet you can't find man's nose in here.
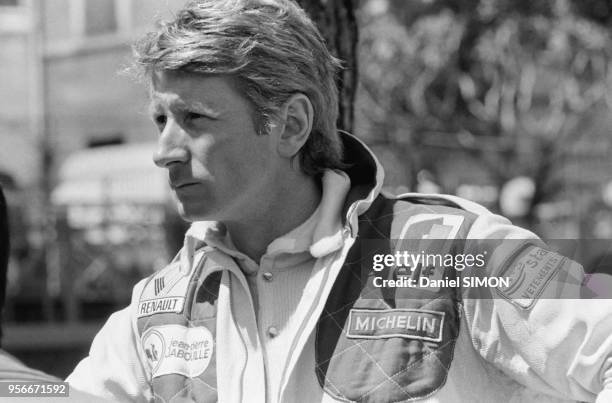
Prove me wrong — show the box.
[153,121,189,168]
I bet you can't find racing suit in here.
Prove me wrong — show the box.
[67,133,612,403]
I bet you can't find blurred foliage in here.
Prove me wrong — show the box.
[297,0,359,133]
[358,0,612,224]
[572,0,612,25]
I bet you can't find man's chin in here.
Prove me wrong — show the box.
[176,203,216,222]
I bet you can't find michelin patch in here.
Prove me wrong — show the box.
[347,308,444,342]
[496,244,565,309]
[141,325,214,379]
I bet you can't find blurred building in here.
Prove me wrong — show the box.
[0,0,185,190]
[0,0,187,376]
[0,0,37,188]
[0,0,187,293]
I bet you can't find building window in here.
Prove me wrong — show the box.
[84,0,116,36]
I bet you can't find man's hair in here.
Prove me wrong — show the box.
[133,0,344,176]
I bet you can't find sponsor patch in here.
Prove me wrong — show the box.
[154,277,166,296]
[395,214,465,293]
[496,245,565,309]
[347,308,444,342]
[138,297,185,318]
[141,261,190,300]
[141,325,214,379]
[142,329,165,374]
[397,214,464,240]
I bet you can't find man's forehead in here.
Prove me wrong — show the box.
[148,70,243,110]
[149,70,196,99]
[150,70,239,92]
[150,69,189,87]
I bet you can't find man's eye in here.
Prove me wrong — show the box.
[185,112,211,123]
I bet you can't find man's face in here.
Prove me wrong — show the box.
[150,70,278,222]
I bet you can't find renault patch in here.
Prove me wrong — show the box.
[138,260,194,318]
[138,297,185,317]
[347,308,444,342]
[141,261,190,299]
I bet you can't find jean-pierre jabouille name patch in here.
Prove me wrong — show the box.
[347,308,444,342]
[141,325,214,379]
[496,245,565,309]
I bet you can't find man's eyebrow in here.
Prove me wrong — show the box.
[148,95,222,118]
[182,100,223,117]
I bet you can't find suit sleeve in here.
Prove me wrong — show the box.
[66,280,152,402]
[461,212,612,402]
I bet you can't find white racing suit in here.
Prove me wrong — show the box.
[67,133,612,403]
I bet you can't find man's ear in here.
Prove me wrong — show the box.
[276,93,314,158]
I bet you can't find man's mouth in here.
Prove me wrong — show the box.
[171,182,199,190]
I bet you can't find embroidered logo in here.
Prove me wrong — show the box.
[141,325,214,379]
[142,329,165,374]
[138,297,185,318]
[496,245,565,309]
[144,261,186,299]
[347,308,444,342]
[154,277,165,296]
[394,214,465,292]
[397,214,464,240]
[138,259,195,318]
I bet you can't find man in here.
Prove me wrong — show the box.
[67,1,612,402]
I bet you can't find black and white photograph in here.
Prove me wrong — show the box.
[0,0,611,402]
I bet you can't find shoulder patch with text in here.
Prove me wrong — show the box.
[496,245,565,309]
[141,324,214,379]
[138,261,192,318]
[347,308,444,342]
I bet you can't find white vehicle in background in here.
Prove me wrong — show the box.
[51,142,186,322]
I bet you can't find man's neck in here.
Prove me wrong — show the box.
[225,173,321,263]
